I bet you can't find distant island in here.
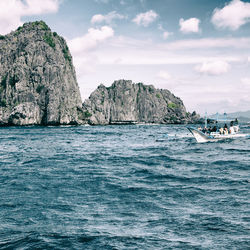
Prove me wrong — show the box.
[83,80,201,125]
[0,21,201,126]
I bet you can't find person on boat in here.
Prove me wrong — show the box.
[234,125,239,133]
[229,125,235,134]
[233,118,239,133]
[212,125,217,132]
[208,126,212,133]
[202,127,208,133]
[224,127,228,135]
[219,127,224,134]
[214,121,218,132]
[230,121,234,127]
[224,124,228,130]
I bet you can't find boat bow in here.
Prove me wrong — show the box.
[187,127,215,143]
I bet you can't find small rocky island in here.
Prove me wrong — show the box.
[83,80,201,125]
[0,21,83,125]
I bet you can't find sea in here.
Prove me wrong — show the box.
[0,124,249,249]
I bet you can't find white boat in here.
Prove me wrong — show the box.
[187,126,247,143]
[187,113,248,143]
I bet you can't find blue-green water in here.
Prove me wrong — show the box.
[0,125,249,249]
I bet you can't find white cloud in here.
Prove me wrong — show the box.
[211,0,250,30]
[158,24,173,39]
[241,77,250,85]
[22,0,59,15]
[0,0,59,35]
[179,18,200,33]
[100,55,238,66]
[156,71,172,80]
[163,31,172,39]
[158,24,163,31]
[95,35,243,65]
[195,60,231,75]
[165,37,250,50]
[68,26,114,53]
[132,10,158,27]
[68,26,114,80]
[91,11,126,25]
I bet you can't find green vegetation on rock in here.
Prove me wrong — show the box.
[1,74,8,88]
[62,45,71,63]
[15,26,23,36]
[84,111,92,118]
[14,100,20,106]
[148,87,154,93]
[170,116,177,122]
[168,102,177,109]
[32,21,49,30]
[0,35,5,40]
[0,99,7,107]
[43,33,55,48]
[156,93,161,98]
[9,75,19,87]
[101,91,105,104]
[39,21,49,30]
[36,85,45,93]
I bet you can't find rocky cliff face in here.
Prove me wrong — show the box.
[0,21,83,126]
[83,80,200,125]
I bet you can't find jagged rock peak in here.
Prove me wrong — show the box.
[0,21,84,126]
[83,79,201,125]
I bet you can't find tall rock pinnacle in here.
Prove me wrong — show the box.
[0,21,83,126]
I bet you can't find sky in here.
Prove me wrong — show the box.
[1,0,250,114]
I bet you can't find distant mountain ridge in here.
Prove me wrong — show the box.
[210,111,250,122]
[227,110,250,119]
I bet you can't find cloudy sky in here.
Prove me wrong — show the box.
[1,0,250,114]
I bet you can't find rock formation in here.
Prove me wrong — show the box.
[83,80,201,125]
[0,21,84,126]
